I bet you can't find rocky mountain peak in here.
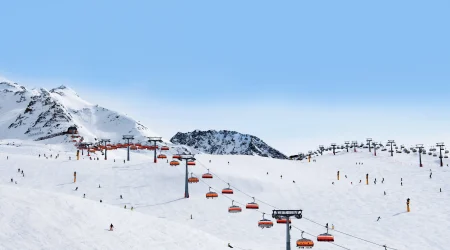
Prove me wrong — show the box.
[170,130,287,159]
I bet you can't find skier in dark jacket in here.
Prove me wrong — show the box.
[110,224,114,231]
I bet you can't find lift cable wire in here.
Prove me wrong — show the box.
[192,173,351,250]
[195,159,398,250]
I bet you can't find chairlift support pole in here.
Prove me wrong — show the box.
[352,141,358,152]
[345,141,349,152]
[331,143,337,155]
[319,145,324,155]
[122,135,135,161]
[387,140,395,157]
[148,137,163,163]
[272,210,302,250]
[99,139,110,160]
[180,155,196,198]
[84,142,92,157]
[416,144,424,167]
[366,138,372,152]
[437,143,445,167]
[372,142,378,156]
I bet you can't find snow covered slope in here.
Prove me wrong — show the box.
[0,185,229,250]
[1,140,449,249]
[171,130,287,159]
[0,81,163,144]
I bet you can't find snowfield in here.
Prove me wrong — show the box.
[1,139,449,249]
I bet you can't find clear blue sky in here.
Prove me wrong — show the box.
[1,0,449,154]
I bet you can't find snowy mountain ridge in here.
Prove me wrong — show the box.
[170,129,288,159]
[0,81,162,144]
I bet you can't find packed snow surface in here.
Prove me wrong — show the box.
[0,139,449,250]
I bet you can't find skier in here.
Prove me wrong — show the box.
[124,205,127,209]
[345,175,347,178]
[131,207,134,211]
[209,160,211,163]
[39,154,41,158]
[11,178,13,183]
[293,180,295,183]
[401,182,403,186]
[18,168,20,173]
[75,187,78,191]
[100,200,103,203]
[98,184,101,188]
[377,216,381,221]
[430,172,432,179]
[280,175,283,179]
[384,191,386,195]
[359,180,362,183]
[332,182,335,185]
[228,161,229,165]
[228,243,233,248]
[382,178,384,184]
[123,160,125,163]
[21,170,23,174]
[83,194,86,198]
[440,188,442,192]
[120,195,123,199]
[110,224,114,231]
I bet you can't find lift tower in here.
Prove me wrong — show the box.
[319,145,324,155]
[122,135,135,161]
[437,142,445,167]
[179,155,196,198]
[366,138,373,152]
[416,144,424,167]
[272,210,303,250]
[345,141,350,152]
[80,142,93,156]
[99,139,110,160]
[372,142,378,156]
[331,143,337,155]
[351,141,358,152]
[387,140,395,157]
[148,137,163,163]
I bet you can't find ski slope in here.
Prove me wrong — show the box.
[0,139,449,249]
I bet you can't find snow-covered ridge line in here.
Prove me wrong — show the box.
[0,80,164,145]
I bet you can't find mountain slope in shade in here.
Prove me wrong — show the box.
[170,129,287,159]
